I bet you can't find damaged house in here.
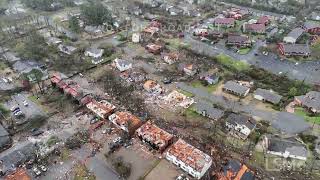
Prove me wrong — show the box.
[225,113,256,140]
[86,100,116,120]
[166,139,212,179]
[136,121,173,152]
[109,112,143,135]
[295,91,320,114]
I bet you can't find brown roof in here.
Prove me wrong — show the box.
[244,23,265,32]
[215,18,235,25]
[281,43,311,54]
[257,16,269,24]
[143,80,158,90]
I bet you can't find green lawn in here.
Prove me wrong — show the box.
[185,106,201,118]
[0,62,7,70]
[238,48,251,55]
[164,38,190,50]
[295,107,320,125]
[178,90,194,98]
[191,80,219,93]
[216,54,250,72]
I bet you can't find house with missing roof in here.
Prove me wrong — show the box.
[223,81,251,97]
[278,43,311,57]
[114,58,132,72]
[166,139,212,179]
[262,135,308,161]
[58,44,77,55]
[136,121,173,152]
[254,88,282,104]
[225,113,256,140]
[303,21,320,34]
[85,48,104,59]
[109,112,143,135]
[295,91,320,114]
[199,73,219,85]
[283,28,305,44]
[194,101,224,120]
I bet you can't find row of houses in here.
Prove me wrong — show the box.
[50,72,212,179]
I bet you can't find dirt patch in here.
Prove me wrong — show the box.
[145,159,181,180]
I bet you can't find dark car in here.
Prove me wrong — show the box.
[163,78,172,84]
[32,130,44,136]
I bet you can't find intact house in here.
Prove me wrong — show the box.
[84,25,104,35]
[161,52,179,65]
[225,113,256,140]
[114,58,132,72]
[194,100,224,121]
[85,48,104,59]
[278,43,311,57]
[183,64,197,76]
[217,159,255,180]
[261,135,308,161]
[257,16,270,25]
[0,125,11,153]
[166,139,212,179]
[253,88,282,105]
[214,18,235,28]
[223,81,251,97]
[136,121,173,152]
[58,44,77,55]
[303,21,320,34]
[145,43,163,54]
[226,35,252,48]
[295,91,320,114]
[143,80,163,94]
[199,73,219,85]
[109,112,143,135]
[86,100,116,119]
[242,23,266,34]
[283,28,305,44]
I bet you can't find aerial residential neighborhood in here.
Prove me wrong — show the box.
[0,0,320,180]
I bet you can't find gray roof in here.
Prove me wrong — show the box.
[116,59,131,67]
[0,142,36,175]
[223,81,250,96]
[86,48,104,55]
[266,135,308,158]
[303,21,320,30]
[12,60,44,74]
[286,28,304,40]
[0,125,11,152]
[226,113,256,130]
[194,100,224,120]
[254,88,282,104]
[2,52,21,62]
[295,91,320,111]
[282,44,311,54]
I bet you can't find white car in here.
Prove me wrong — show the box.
[39,165,47,172]
[10,106,17,112]
[23,100,28,106]
[33,167,41,176]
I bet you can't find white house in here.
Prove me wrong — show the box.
[114,58,132,72]
[225,113,256,140]
[85,48,104,59]
[132,33,141,43]
[166,139,212,179]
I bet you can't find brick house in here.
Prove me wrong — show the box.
[278,43,311,57]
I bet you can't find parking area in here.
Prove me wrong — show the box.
[145,159,182,180]
[4,92,46,125]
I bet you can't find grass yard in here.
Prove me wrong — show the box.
[238,48,251,55]
[216,54,250,72]
[73,164,96,180]
[191,80,219,93]
[295,107,320,125]
[0,62,7,71]
[185,106,201,118]
[178,89,194,97]
[164,38,190,50]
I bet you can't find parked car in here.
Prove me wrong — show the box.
[32,130,44,136]
[113,137,123,144]
[39,165,47,172]
[33,167,41,176]
[163,78,172,84]
[90,117,99,124]
[23,100,28,106]
[10,106,18,112]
